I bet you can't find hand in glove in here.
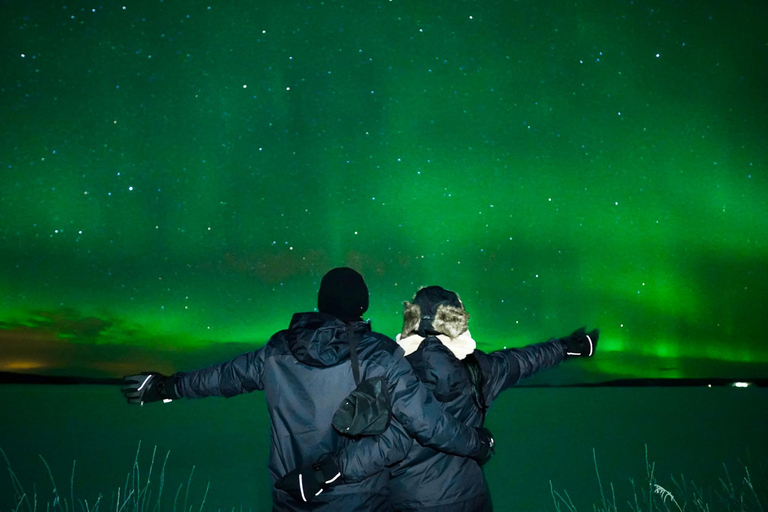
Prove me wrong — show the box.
[121,372,180,405]
[560,327,599,358]
[275,455,342,503]
[474,427,495,466]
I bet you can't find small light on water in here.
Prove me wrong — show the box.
[731,382,751,388]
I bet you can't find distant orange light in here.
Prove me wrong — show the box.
[0,360,47,371]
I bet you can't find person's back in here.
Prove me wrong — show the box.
[390,286,597,512]
[391,335,490,511]
[261,312,403,510]
[174,268,409,510]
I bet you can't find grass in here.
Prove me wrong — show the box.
[551,446,767,512]
[0,442,244,512]
[5,442,765,512]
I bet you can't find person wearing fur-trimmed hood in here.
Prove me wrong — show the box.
[390,285,599,512]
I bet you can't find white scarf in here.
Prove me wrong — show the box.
[395,329,477,360]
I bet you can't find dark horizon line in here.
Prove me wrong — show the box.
[0,371,766,388]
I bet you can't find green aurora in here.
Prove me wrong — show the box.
[1,0,766,380]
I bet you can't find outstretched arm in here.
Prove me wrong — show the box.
[478,327,599,405]
[174,348,267,398]
[477,339,565,405]
[122,348,267,404]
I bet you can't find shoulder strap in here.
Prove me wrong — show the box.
[461,353,488,424]
[348,329,361,386]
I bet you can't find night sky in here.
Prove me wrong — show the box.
[1,0,766,381]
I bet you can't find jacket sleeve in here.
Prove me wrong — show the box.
[386,350,483,457]
[477,338,565,406]
[173,348,266,398]
[334,418,413,483]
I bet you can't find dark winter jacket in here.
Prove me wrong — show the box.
[390,336,566,511]
[173,312,487,511]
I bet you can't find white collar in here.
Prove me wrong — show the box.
[395,329,476,360]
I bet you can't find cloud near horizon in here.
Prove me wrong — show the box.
[0,307,261,377]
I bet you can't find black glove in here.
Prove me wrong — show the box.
[275,455,342,503]
[560,327,599,358]
[474,427,495,466]
[121,372,180,405]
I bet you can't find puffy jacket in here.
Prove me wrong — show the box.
[174,312,487,511]
[390,337,566,511]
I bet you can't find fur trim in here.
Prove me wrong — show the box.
[432,304,470,339]
[401,301,421,338]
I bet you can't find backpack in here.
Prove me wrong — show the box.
[332,330,393,437]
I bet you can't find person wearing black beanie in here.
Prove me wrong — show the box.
[317,267,369,320]
[122,268,494,511]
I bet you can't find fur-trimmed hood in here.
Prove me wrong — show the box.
[401,286,470,339]
[397,285,475,359]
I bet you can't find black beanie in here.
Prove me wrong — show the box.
[317,267,369,319]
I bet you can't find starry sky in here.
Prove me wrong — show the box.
[1,0,766,381]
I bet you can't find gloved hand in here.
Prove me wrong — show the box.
[474,427,495,466]
[121,372,180,405]
[275,455,342,503]
[560,327,599,358]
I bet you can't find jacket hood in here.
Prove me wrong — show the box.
[401,286,470,339]
[287,312,371,367]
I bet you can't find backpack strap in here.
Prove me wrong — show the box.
[348,329,361,386]
[461,353,488,425]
